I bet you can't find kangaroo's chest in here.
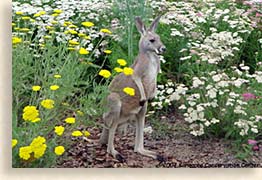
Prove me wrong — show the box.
[143,55,159,97]
[144,54,159,81]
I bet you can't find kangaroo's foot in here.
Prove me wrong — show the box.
[107,148,126,163]
[135,147,165,162]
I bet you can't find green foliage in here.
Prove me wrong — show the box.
[111,0,153,62]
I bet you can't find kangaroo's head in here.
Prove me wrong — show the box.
[135,16,166,55]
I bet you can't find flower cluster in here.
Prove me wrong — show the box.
[54,126,65,136]
[150,0,262,139]
[99,69,111,78]
[22,106,41,123]
[54,146,65,156]
[173,63,262,136]
[41,99,55,109]
[19,136,47,160]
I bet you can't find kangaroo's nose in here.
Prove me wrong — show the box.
[160,46,166,52]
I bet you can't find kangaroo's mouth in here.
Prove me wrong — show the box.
[155,49,161,55]
[155,47,166,55]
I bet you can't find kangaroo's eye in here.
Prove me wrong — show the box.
[149,39,155,43]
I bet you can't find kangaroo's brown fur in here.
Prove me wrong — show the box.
[99,16,166,162]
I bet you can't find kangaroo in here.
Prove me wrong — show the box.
[99,16,166,162]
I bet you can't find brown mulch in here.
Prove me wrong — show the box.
[56,113,262,168]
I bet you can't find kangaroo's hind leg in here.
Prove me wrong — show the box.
[134,101,164,161]
[99,93,121,144]
[99,93,125,162]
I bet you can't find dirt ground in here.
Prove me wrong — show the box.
[56,112,262,168]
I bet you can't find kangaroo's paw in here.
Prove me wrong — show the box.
[107,148,126,163]
[115,153,126,163]
[139,99,146,106]
[156,154,166,162]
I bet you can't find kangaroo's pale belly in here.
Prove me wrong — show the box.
[143,58,158,99]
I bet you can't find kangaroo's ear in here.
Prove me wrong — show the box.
[149,16,161,32]
[135,16,146,35]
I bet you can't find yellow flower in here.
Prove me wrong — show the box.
[20,28,30,32]
[33,144,47,159]
[19,146,32,160]
[83,131,91,137]
[54,126,65,136]
[54,146,65,156]
[12,139,18,148]
[69,24,77,28]
[72,130,83,137]
[39,11,46,15]
[46,26,54,30]
[117,59,127,66]
[30,136,46,145]
[68,29,78,34]
[78,33,86,37]
[100,28,112,34]
[31,117,41,123]
[12,37,22,45]
[51,20,58,24]
[79,47,89,55]
[53,9,63,14]
[99,69,111,78]
[12,23,16,26]
[30,136,47,159]
[44,35,52,39]
[84,35,91,40]
[123,87,135,96]
[51,13,59,17]
[65,117,75,124]
[22,106,40,122]
[33,13,41,17]
[63,21,72,26]
[69,40,79,45]
[82,21,94,27]
[21,16,30,20]
[104,50,112,54]
[77,110,84,116]
[16,11,24,15]
[54,74,61,78]
[50,85,60,91]
[39,43,45,47]
[41,99,55,109]
[123,67,134,76]
[34,11,46,17]
[32,85,41,91]
[114,67,123,73]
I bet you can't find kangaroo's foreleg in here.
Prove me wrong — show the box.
[132,75,146,106]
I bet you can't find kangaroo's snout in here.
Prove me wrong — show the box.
[159,46,166,53]
[156,46,166,54]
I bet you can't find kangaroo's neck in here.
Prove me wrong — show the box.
[138,51,159,63]
[132,51,160,73]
